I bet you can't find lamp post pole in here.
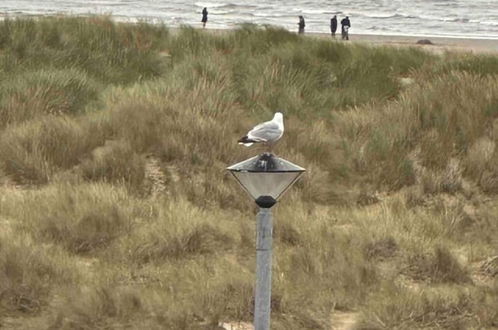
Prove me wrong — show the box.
[253,196,277,330]
[254,206,273,330]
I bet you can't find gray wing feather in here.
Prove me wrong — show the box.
[251,120,279,131]
[248,122,281,142]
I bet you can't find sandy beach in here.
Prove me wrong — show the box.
[195,28,498,54]
[184,27,498,55]
[320,33,498,54]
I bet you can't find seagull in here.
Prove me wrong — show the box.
[238,112,284,148]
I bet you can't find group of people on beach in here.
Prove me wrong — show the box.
[201,8,351,40]
[299,15,351,40]
[331,15,351,40]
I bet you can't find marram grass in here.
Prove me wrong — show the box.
[0,16,497,329]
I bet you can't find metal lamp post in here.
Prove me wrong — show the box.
[227,152,305,330]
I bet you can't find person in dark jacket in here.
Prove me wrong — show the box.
[298,16,305,34]
[341,16,351,40]
[201,7,208,28]
[330,15,337,37]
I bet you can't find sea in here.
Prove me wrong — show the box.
[1,0,497,39]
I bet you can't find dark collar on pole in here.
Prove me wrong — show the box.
[255,196,277,208]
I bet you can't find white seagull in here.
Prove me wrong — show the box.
[238,112,284,147]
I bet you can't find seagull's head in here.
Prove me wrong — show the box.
[273,112,284,127]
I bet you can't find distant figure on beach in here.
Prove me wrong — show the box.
[330,15,338,37]
[298,16,305,34]
[201,7,208,28]
[341,16,351,40]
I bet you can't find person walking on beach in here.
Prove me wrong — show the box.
[341,16,351,40]
[330,15,337,37]
[298,16,305,34]
[201,7,208,28]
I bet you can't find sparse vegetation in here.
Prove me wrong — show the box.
[0,16,497,329]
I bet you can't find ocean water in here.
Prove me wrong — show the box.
[1,0,497,39]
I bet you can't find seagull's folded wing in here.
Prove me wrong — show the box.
[248,121,281,142]
[250,121,279,132]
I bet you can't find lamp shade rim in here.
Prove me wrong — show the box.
[226,153,306,173]
[227,169,305,173]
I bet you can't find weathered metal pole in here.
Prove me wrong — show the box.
[254,207,273,330]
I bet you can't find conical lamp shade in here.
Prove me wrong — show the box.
[227,153,305,200]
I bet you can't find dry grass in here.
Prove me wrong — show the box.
[0,16,497,329]
[0,68,100,126]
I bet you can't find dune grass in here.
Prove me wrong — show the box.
[0,16,497,329]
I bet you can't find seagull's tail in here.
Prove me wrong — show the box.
[238,136,257,147]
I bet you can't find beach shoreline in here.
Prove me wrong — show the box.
[188,26,498,54]
[2,13,497,54]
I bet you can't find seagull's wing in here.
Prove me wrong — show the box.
[250,119,276,132]
[249,121,279,135]
[247,121,282,142]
